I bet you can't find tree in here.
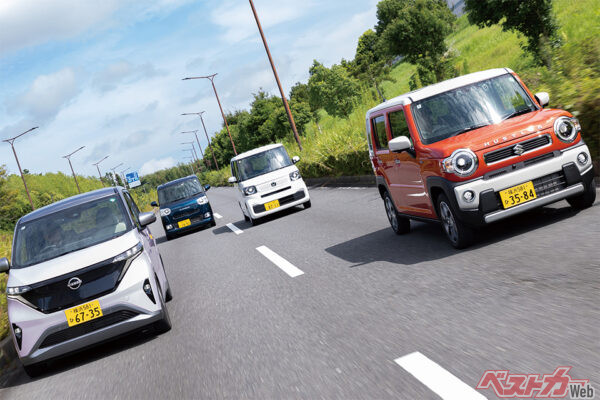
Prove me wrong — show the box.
[375,0,455,83]
[350,29,395,101]
[307,61,361,119]
[464,0,559,65]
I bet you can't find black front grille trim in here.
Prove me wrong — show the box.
[491,170,567,208]
[39,310,139,348]
[484,135,551,164]
[253,190,306,214]
[261,186,291,198]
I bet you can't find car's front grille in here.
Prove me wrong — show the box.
[172,208,198,220]
[532,171,567,197]
[21,259,127,314]
[253,190,306,214]
[261,186,291,198]
[484,135,551,164]
[39,310,139,348]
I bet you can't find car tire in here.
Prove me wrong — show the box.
[436,193,474,249]
[210,220,217,227]
[383,192,410,235]
[159,255,173,302]
[23,362,45,377]
[243,213,250,222]
[165,233,174,241]
[153,278,172,334]
[303,200,312,209]
[567,178,596,209]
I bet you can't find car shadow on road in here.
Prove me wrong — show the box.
[325,204,581,267]
[155,224,215,244]
[0,328,160,389]
[211,205,307,235]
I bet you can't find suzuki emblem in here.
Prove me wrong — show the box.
[513,143,525,156]
[67,277,82,290]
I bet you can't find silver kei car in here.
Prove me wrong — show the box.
[0,187,172,376]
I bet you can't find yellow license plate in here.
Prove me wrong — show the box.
[65,300,103,327]
[264,199,280,211]
[499,181,537,209]
[178,219,191,228]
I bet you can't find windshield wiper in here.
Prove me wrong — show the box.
[451,123,490,137]
[503,108,533,121]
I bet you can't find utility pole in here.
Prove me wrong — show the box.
[93,155,109,187]
[248,0,303,150]
[63,146,85,194]
[110,163,124,186]
[182,112,220,169]
[181,130,210,170]
[2,126,38,210]
[182,74,237,155]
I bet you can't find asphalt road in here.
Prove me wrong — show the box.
[1,186,598,399]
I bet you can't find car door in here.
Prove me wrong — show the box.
[387,107,431,215]
[370,114,402,206]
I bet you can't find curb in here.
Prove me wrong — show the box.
[305,175,376,188]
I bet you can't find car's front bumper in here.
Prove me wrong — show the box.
[245,181,310,219]
[8,253,164,365]
[162,208,214,235]
[448,143,594,226]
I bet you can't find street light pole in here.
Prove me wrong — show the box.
[120,166,131,188]
[92,156,109,187]
[62,146,85,194]
[248,0,303,151]
[182,112,220,170]
[182,150,198,175]
[181,130,210,170]
[182,74,237,155]
[2,127,39,210]
[181,142,200,163]
[110,163,124,186]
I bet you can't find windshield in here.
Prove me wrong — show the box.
[12,195,132,269]
[158,178,204,204]
[236,147,292,181]
[411,74,537,145]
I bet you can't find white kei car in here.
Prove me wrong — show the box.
[228,143,311,225]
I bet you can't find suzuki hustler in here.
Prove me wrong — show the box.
[0,187,172,376]
[366,68,596,248]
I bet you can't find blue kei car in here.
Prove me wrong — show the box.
[151,176,216,240]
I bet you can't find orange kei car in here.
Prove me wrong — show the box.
[366,68,596,248]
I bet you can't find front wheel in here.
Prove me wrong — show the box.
[383,192,410,235]
[567,178,596,209]
[153,278,172,334]
[303,200,312,209]
[437,194,474,249]
[23,362,45,377]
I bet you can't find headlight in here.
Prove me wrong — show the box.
[160,208,171,217]
[244,186,257,196]
[6,286,31,296]
[113,242,143,263]
[196,196,209,205]
[554,116,580,143]
[443,149,478,177]
[289,171,301,181]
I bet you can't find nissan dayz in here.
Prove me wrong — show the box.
[0,187,172,376]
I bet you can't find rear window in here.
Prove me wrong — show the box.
[158,178,204,205]
[371,115,388,150]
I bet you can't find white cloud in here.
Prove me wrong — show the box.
[140,157,177,176]
[13,68,80,122]
[0,0,120,55]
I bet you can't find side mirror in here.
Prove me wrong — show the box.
[204,184,211,191]
[535,92,549,108]
[138,212,157,227]
[0,257,10,273]
[150,201,158,207]
[228,176,237,184]
[389,136,413,153]
[292,156,300,164]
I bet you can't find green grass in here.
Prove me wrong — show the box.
[0,231,12,341]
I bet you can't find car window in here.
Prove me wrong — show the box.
[12,195,132,268]
[372,115,388,150]
[388,109,410,138]
[158,178,204,204]
[235,147,292,182]
[123,192,140,228]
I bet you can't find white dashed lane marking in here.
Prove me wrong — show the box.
[226,223,243,235]
[256,246,304,278]
[214,213,223,219]
[394,352,487,400]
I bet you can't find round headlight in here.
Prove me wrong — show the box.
[160,208,171,217]
[554,116,580,143]
[443,149,478,177]
[196,196,209,205]
[244,186,257,196]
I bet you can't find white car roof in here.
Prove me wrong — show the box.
[366,68,514,117]
[230,143,285,162]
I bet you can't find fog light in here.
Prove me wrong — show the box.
[577,152,589,165]
[204,212,211,218]
[13,324,22,349]
[463,190,476,203]
[166,224,173,230]
[143,279,156,304]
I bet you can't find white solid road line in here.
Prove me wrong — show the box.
[394,352,487,400]
[214,213,223,219]
[256,246,304,278]
[226,223,243,235]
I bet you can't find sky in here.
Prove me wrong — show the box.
[0,0,379,178]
